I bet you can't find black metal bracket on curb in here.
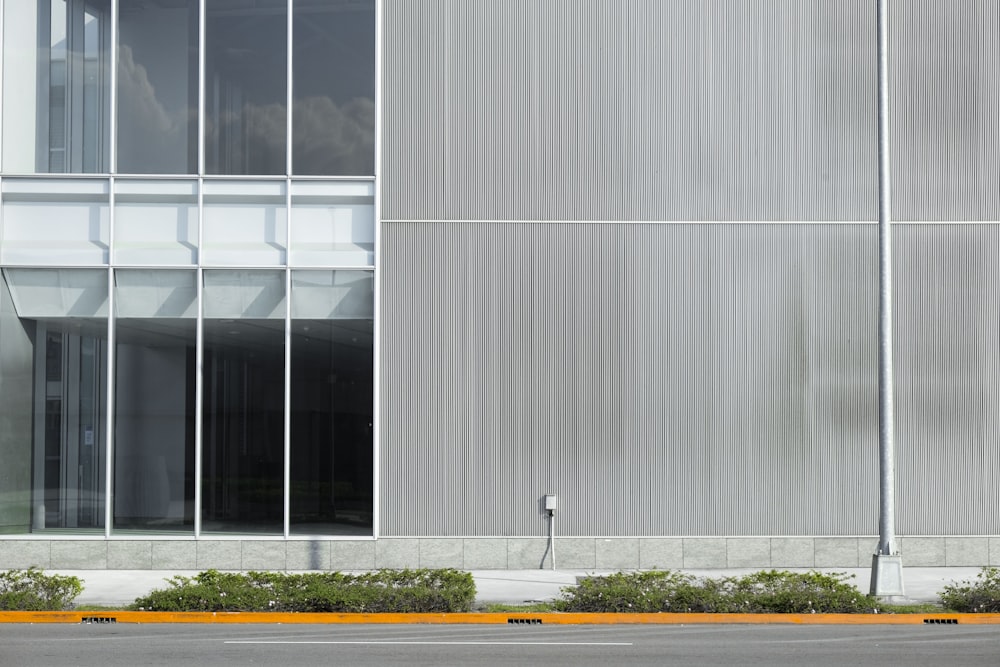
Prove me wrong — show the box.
[923,618,958,625]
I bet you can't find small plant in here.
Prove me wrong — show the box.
[0,568,83,611]
[939,567,1000,612]
[129,568,476,613]
[556,570,883,614]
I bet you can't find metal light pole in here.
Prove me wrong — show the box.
[870,0,904,598]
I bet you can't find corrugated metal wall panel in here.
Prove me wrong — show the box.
[381,223,1000,537]
[891,1,1000,221]
[382,223,876,536]
[382,0,998,222]
[379,1,1000,538]
[894,226,1000,534]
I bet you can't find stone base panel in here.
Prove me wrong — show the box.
[0,537,997,571]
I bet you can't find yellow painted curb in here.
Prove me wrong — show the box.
[0,611,998,625]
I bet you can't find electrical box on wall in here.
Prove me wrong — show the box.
[544,494,557,511]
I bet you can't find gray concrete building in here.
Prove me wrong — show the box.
[0,0,998,571]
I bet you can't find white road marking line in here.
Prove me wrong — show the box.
[225,640,633,646]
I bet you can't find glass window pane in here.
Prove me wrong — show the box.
[290,272,373,534]
[202,320,285,535]
[291,270,373,319]
[205,0,287,175]
[50,1,69,171]
[1,2,40,171]
[0,269,107,533]
[201,270,284,534]
[118,0,199,174]
[81,2,109,173]
[2,0,110,173]
[1,179,110,266]
[113,180,199,265]
[203,270,285,319]
[115,269,197,318]
[0,274,36,533]
[292,0,375,175]
[289,203,374,267]
[203,181,287,267]
[113,270,198,534]
[4,268,108,318]
[114,315,196,533]
[289,181,374,267]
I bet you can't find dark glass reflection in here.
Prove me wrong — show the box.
[113,319,196,532]
[290,319,373,534]
[205,0,287,175]
[118,0,198,174]
[293,0,375,175]
[202,319,284,533]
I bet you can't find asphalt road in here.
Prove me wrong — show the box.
[0,623,998,666]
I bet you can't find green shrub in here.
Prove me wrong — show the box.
[0,568,83,611]
[720,570,882,613]
[129,568,476,613]
[556,570,883,614]
[553,571,704,613]
[939,567,1000,612]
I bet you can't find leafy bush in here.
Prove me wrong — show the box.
[0,568,83,611]
[554,571,707,613]
[719,570,883,613]
[129,568,476,613]
[939,567,1000,612]
[556,570,883,614]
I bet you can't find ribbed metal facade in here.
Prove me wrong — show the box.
[890,1,1000,221]
[894,226,1000,534]
[379,0,1000,538]
[381,223,1000,536]
[382,0,998,222]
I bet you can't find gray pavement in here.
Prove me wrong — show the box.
[2,623,999,666]
[55,566,984,607]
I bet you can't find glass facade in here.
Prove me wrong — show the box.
[293,0,376,175]
[0,0,377,538]
[204,0,287,175]
[117,0,199,174]
[2,0,111,173]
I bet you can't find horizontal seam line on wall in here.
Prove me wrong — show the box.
[379,219,1000,225]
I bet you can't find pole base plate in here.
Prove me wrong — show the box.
[870,553,905,597]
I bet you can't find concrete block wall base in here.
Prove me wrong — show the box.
[0,536,995,570]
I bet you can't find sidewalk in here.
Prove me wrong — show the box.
[56,567,982,607]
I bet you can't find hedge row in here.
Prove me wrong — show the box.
[128,569,476,613]
[6,566,1000,613]
[556,570,883,613]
